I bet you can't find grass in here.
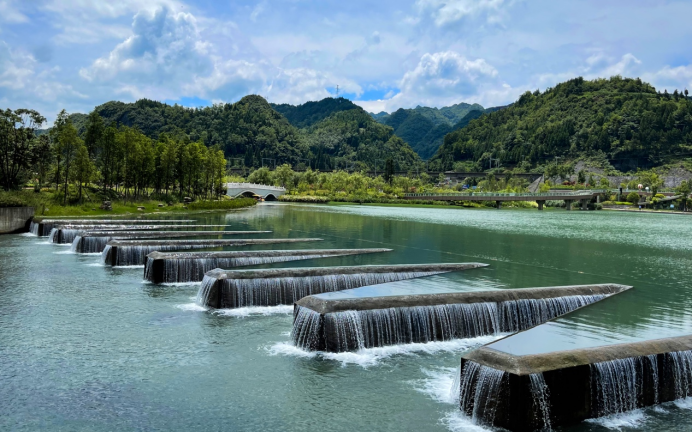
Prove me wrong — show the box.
[0,189,256,216]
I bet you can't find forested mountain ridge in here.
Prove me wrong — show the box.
[51,95,421,170]
[429,76,692,171]
[371,102,489,160]
[270,97,361,128]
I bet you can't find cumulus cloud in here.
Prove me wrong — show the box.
[415,0,508,27]
[0,0,28,23]
[359,51,503,111]
[643,65,692,93]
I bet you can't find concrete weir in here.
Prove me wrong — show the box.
[30,219,194,236]
[72,230,270,254]
[49,225,234,244]
[144,248,393,283]
[456,334,692,431]
[292,283,629,353]
[102,238,323,266]
[197,263,487,309]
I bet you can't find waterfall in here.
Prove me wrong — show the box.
[146,254,343,283]
[668,350,692,399]
[105,244,228,266]
[529,373,552,431]
[75,236,112,254]
[648,354,659,405]
[291,294,605,352]
[57,229,82,244]
[196,276,218,306]
[49,228,59,243]
[101,245,112,264]
[29,221,39,236]
[591,357,643,417]
[70,236,82,253]
[458,361,506,426]
[291,306,323,350]
[212,271,441,309]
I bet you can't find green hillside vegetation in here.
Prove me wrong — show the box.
[305,109,421,171]
[430,76,692,171]
[373,103,489,160]
[52,96,420,171]
[270,97,361,128]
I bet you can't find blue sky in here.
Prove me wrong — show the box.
[1,0,691,122]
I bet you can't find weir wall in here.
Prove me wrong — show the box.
[0,207,34,234]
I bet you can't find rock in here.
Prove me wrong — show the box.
[99,200,112,211]
[167,201,173,206]
[183,197,193,203]
[158,203,164,207]
[183,206,188,209]
[137,206,145,211]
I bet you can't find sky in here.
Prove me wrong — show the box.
[1,0,692,122]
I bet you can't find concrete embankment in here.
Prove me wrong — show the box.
[293,284,630,352]
[102,238,323,266]
[50,225,234,244]
[458,333,692,430]
[0,207,34,234]
[31,219,194,236]
[72,230,271,253]
[198,263,488,309]
[144,248,393,283]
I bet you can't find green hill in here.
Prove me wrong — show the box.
[430,76,692,171]
[306,109,421,171]
[372,102,488,160]
[270,97,362,128]
[56,96,421,170]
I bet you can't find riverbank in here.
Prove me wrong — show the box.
[0,190,256,217]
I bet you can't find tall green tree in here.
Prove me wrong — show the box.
[0,108,46,190]
[55,119,82,204]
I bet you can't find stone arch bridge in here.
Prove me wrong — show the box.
[225,183,286,200]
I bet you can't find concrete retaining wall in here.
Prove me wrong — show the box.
[0,207,34,234]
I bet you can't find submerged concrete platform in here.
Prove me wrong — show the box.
[198,263,488,309]
[144,248,393,283]
[293,284,630,352]
[50,225,233,244]
[102,238,323,266]
[73,230,270,253]
[30,219,194,236]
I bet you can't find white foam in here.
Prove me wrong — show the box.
[79,252,102,256]
[57,243,71,247]
[54,250,74,254]
[442,411,491,432]
[85,263,104,267]
[20,232,36,237]
[214,305,293,317]
[673,397,692,409]
[161,281,202,287]
[268,335,498,368]
[35,241,51,245]
[112,265,145,269]
[586,409,647,430]
[415,367,458,405]
[175,303,208,312]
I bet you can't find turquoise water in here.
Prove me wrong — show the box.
[2,203,692,431]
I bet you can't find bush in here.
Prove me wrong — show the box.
[626,192,641,204]
[0,193,28,207]
[279,195,329,203]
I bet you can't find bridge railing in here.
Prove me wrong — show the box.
[403,191,594,198]
[225,183,287,192]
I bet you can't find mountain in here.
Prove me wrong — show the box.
[429,76,692,171]
[305,109,421,171]
[371,102,489,160]
[59,96,421,170]
[270,97,362,128]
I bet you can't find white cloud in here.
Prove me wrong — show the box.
[250,1,267,22]
[600,53,641,77]
[415,0,508,27]
[0,0,28,23]
[642,64,692,93]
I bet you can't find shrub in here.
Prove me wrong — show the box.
[626,192,641,204]
[186,198,256,210]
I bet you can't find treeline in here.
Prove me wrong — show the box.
[430,76,692,171]
[66,96,422,172]
[1,108,226,204]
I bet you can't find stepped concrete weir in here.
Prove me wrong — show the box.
[144,248,393,283]
[50,225,234,244]
[102,238,323,266]
[292,283,630,353]
[30,219,194,236]
[197,263,487,309]
[72,230,270,254]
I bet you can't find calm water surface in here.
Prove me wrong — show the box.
[1,203,691,431]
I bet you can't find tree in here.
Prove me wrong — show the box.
[71,144,95,202]
[0,108,46,190]
[639,171,664,196]
[626,191,641,204]
[384,158,394,185]
[248,167,272,185]
[273,164,294,188]
[577,169,586,184]
[677,180,691,211]
[84,110,104,158]
[55,119,82,204]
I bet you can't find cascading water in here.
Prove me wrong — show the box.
[75,236,113,254]
[292,294,605,352]
[49,228,59,243]
[195,276,218,306]
[105,244,228,266]
[457,361,506,426]
[70,236,82,253]
[146,254,340,283]
[212,271,442,309]
[29,221,39,236]
[529,373,552,431]
[668,350,692,400]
